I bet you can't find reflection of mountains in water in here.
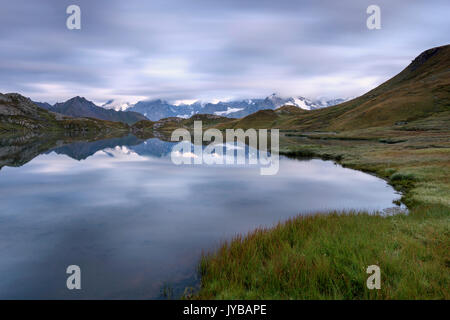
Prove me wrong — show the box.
[48,134,263,162]
[1,132,268,170]
[47,134,144,160]
[47,134,178,160]
[128,138,176,158]
[0,133,173,169]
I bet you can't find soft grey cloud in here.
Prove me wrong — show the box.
[0,0,448,104]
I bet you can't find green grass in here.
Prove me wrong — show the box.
[195,205,449,299]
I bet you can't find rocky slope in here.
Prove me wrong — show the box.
[0,93,129,134]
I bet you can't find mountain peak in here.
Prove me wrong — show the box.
[63,96,92,106]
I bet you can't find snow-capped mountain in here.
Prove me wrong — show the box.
[100,94,348,121]
[128,99,195,121]
[214,107,245,116]
[101,99,134,112]
[279,96,348,110]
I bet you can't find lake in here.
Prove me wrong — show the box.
[0,134,402,299]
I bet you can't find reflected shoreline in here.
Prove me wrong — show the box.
[0,131,159,170]
[0,130,279,170]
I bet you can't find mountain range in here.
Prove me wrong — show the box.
[33,94,347,123]
[35,96,148,125]
[99,94,348,121]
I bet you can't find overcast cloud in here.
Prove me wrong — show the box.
[0,0,448,104]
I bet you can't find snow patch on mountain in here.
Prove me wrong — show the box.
[214,107,244,116]
[101,99,134,111]
[176,111,195,119]
[278,95,350,110]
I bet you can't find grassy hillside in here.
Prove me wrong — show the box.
[216,110,279,129]
[133,114,234,133]
[291,45,449,131]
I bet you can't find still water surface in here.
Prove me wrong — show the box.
[0,136,401,299]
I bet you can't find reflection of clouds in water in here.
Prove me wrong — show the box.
[171,151,199,159]
[28,148,151,174]
[104,146,141,157]
[279,159,378,183]
[213,142,245,150]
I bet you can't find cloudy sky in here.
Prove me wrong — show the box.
[0,0,448,105]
